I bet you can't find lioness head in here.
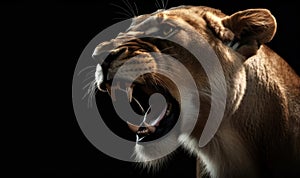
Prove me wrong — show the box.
[92,5,277,165]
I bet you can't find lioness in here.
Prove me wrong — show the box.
[92,6,300,178]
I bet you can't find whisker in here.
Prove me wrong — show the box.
[82,75,95,83]
[164,0,169,9]
[87,80,97,108]
[132,97,145,114]
[85,69,96,77]
[82,86,91,101]
[88,81,97,108]
[77,65,96,76]
[160,0,165,10]
[133,2,139,16]
[150,74,160,91]
[155,75,173,91]
[160,46,174,52]
[155,0,161,9]
[154,2,159,9]
[92,87,99,106]
[150,75,165,91]
[113,11,132,18]
[122,0,136,17]
[82,80,94,90]
[110,3,133,18]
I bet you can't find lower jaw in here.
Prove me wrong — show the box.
[134,132,180,162]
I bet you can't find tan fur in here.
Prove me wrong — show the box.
[94,5,300,178]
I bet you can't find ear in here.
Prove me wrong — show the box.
[222,9,277,57]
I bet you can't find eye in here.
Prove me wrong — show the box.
[162,25,174,36]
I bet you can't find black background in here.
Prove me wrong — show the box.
[5,0,299,178]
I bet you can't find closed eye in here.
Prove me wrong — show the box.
[162,25,174,36]
[144,23,177,38]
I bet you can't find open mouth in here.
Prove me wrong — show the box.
[94,38,181,143]
[99,77,180,143]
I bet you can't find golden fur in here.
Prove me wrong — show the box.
[94,6,300,178]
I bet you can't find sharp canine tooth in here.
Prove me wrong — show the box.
[107,82,120,102]
[144,122,156,133]
[127,121,139,133]
[105,84,114,101]
[126,87,133,103]
[166,109,170,116]
[125,83,134,103]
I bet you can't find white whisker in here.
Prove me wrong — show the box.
[160,0,165,10]
[82,81,97,107]
[77,65,96,76]
[82,88,90,101]
[155,0,161,9]
[82,81,93,90]
[82,80,95,100]
[133,2,139,16]
[87,80,97,108]
[82,75,95,83]
[113,11,132,18]
[110,3,133,18]
[122,0,136,17]
[164,0,169,9]
[160,46,175,52]
[85,69,96,77]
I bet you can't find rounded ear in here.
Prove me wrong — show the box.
[222,9,277,57]
[222,9,277,44]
